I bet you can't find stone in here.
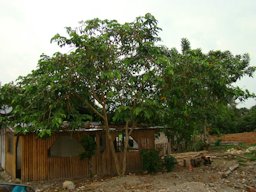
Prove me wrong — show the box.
[63,180,75,190]
[246,186,256,192]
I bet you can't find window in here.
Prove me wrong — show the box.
[113,133,139,152]
[7,134,13,154]
[128,136,139,150]
[114,133,123,152]
[49,136,85,157]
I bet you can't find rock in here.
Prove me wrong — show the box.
[246,146,256,153]
[247,186,256,192]
[63,180,75,190]
[226,148,243,154]
[208,183,215,187]
[14,178,22,183]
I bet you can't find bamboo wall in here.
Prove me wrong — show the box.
[19,129,155,181]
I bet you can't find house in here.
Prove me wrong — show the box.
[0,125,156,181]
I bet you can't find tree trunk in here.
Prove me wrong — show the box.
[121,121,129,175]
[203,119,209,149]
[104,118,132,176]
[104,118,122,175]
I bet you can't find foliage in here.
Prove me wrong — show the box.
[191,140,205,151]
[246,151,256,161]
[211,104,256,134]
[0,83,19,128]
[140,149,161,173]
[160,39,255,151]
[49,13,166,175]
[214,139,222,147]
[163,155,176,172]
[236,105,256,132]
[0,13,165,138]
[80,135,97,159]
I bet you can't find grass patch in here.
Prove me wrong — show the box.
[236,157,247,164]
[244,150,256,161]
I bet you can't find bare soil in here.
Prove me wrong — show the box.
[27,151,256,192]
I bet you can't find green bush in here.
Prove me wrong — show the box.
[214,139,222,146]
[80,135,96,159]
[192,140,205,151]
[140,149,161,173]
[164,155,176,172]
[244,150,256,161]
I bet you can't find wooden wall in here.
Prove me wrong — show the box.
[5,132,17,179]
[20,129,155,181]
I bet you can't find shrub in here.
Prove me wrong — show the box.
[80,135,96,159]
[214,139,222,146]
[140,149,161,173]
[164,155,176,172]
[192,140,205,151]
[244,150,256,161]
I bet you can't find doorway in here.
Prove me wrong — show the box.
[16,136,21,179]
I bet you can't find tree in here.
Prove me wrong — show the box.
[161,38,255,151]
[236,105,256,132]
[1,14,166,176]
[0,83,20,128]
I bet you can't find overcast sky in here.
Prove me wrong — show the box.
[0,0,255,108]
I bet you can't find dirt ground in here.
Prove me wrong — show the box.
[24,150,256,192]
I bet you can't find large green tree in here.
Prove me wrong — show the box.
[1,14,166,175]
[161,39,255,151]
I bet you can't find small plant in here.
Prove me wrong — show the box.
[163,155,176,172]
[214,139,222,146]
[244,150,256,161]
[80,135,96,159]
[237,142,248,149]
[140,149,161,173]
[192,140,205,151]
[80,135,97,177]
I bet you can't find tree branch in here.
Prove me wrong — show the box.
[84,100,104,119]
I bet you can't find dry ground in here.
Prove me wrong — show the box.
[28,151,256,192]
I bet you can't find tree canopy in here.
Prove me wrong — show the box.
[160,38,255,150]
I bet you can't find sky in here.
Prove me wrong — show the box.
[0,0,255,108]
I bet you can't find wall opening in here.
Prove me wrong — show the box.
[16,136,21,179]
[49,136,85,157]
[114,133,139,152]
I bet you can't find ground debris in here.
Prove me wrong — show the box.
[221,163,239,178]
